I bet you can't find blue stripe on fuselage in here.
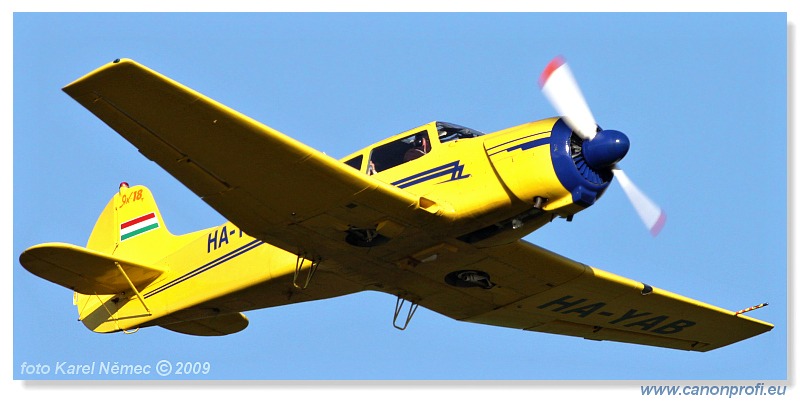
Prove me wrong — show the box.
[143,239,264,299]
[486,132,550,156]
[392,161,470,189]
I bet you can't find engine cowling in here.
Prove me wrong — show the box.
[484,117,622,215]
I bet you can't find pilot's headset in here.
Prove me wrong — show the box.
[413,133,425,147]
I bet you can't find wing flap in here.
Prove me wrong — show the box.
[529,319,707,351]
[19,242,166,295]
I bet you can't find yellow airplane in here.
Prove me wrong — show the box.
[19,57,772,351]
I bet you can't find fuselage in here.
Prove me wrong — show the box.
[75,117,618,334]
[340,118,613,247]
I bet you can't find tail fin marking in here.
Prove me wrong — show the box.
[119,212,160,241]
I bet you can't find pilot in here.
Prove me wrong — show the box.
[404,134,430,161]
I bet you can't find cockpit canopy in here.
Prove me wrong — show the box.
[436,121,485,143]
[341,121,485,174]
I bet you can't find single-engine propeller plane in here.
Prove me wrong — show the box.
[19,57,772,351]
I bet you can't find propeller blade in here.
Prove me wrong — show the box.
[539,56,664,237]
[538,56,598,140]
[612,168,666,236]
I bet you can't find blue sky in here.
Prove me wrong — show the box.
[7,8,793,398]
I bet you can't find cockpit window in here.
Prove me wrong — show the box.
[368,130,430,174]
[437,122,485,143]
[344,155,363,170]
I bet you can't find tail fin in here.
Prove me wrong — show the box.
[20,184,179,296]
[86,183,177,264]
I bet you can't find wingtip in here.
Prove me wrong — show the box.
[62,58,138,94]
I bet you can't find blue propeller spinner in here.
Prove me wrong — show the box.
[582,129,630,169]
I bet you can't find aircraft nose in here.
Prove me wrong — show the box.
[582,129,630,169]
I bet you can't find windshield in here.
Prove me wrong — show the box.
[436,122,485,143]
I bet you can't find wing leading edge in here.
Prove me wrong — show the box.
[62,58,450,260]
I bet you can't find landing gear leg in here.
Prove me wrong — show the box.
[393,296,419,330]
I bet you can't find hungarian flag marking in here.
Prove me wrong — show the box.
[120,212,159,241]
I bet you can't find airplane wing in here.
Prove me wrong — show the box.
[398,239,773,352]
[63,59,449,260]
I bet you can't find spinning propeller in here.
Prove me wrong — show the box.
[539,56,666,236]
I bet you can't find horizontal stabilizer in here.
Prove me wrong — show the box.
[160,312,249,336]
[19,242,166,295]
